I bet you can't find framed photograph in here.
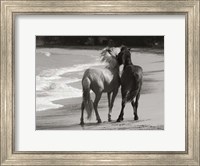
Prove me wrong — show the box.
[1,0,199,165]
[35,35,164,130]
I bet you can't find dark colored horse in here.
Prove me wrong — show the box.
[116,46,143,122]
[80,47,121,125]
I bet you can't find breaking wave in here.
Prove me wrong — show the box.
[36,62,103,111]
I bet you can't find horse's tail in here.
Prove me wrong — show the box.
[127,69,143,102]
[82,77,93,119]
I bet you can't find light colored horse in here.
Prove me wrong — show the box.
[80,47,121,125]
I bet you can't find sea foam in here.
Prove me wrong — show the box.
[36,83,82,111]
[36,62,103,111]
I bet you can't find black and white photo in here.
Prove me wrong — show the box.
[36,36,164,130]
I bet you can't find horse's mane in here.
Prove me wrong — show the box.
[100,47,121,69]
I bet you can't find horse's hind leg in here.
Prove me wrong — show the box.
[107,92,111,122]
[131,101,138,120]
[131,92,141,120]
[94,93,102,123]
[80,101,85,125]
[116,100,126,122]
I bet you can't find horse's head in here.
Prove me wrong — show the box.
[116,46,131,65]
[100,47,121,69]
[101,47,120,57]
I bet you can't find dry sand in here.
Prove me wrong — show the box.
[36,48,164,130]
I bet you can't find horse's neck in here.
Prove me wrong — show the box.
[124,58,133,68]
[107,66,120,76]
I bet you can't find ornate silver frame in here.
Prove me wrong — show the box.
[1,0,199,165]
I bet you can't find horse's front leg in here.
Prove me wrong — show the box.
[108,89,118,122]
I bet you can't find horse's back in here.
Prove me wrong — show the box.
[82,68,119,93]
[82,68,104,87]
[83,68,112,82]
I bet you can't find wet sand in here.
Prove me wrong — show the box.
[36,48,164,130]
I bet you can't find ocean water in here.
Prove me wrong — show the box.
[36,48,164,112]
[36,48,104,111]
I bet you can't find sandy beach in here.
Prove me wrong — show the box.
[36,47,164,130]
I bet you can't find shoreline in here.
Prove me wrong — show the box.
[36,47,164,130]
[36,91,164,130]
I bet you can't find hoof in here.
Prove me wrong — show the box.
[117,117,124,122]
[80,121,84,126]
[134,116,139,120]
[116,118,122,122]
[108,114,112,122]
[97,119,102,123]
